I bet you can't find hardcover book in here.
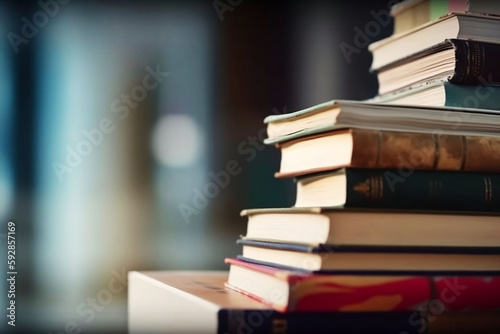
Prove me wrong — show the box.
[225,258,500,313]
[273,129,500,178]
[294,168,500,211]
[236,239,500,273]
[240,207,500,248]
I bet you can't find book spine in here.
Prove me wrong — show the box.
[450,39,500,85]
[350,130,500,173]
[345,168,500,211]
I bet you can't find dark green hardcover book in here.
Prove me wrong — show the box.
[295,168,500,211]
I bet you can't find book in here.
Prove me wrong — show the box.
[274,128,500,178]
[375,39,500,95]
[372,81,500,110]
[263,100,500,146]
[369,13,500,70]
[240,208,500,248]
[294,168,500,211]
[239,237,500,272]
[391,0,500,35]
[225,258,500,312]
[128,271,425,334]
[236,239,500,273]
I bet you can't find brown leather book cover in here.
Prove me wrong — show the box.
[275,129,500,178]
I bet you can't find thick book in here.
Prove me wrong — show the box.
[391,0,500,34]
[294,168,500,211]
[225,258,500,313]
[236,239,500,273]
[372,81,500,110]
[130,271,499,334]
[375,39,500,95]
[369,12,500,70]
[274,128,500,178]
[263,100,500,146]
[240,207,500,248]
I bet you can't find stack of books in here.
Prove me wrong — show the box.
[222,0,500,332]
[129,1,500,333]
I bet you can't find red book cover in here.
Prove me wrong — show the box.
[225,258,500,313]
[434,277,500,310]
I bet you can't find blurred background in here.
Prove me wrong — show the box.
[0,0,392,333]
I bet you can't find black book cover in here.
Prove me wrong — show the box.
[449,39,500,85]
